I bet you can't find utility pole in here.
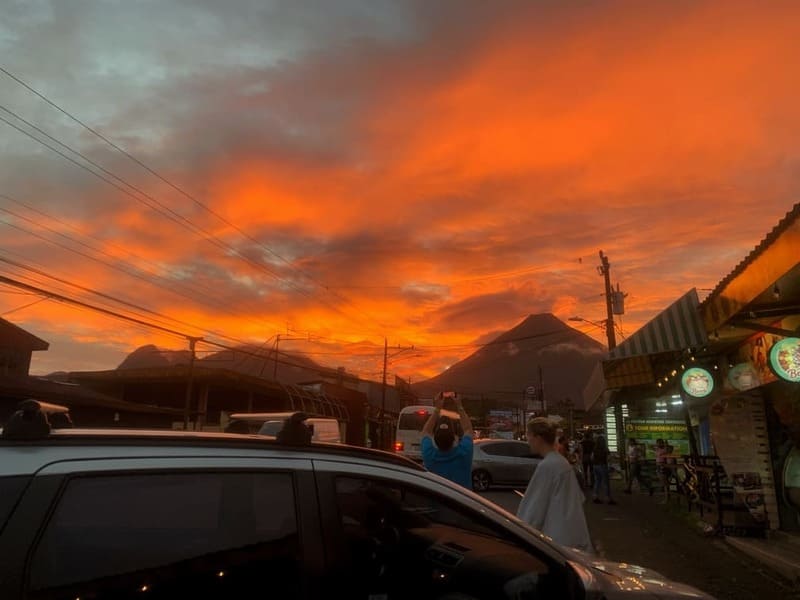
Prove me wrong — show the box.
[183,336,201,430]
[538,364,546,416]
[271,332,308,381]
[598,250,617,350]
[380,337,388,450]
[379,339,416,450]
[273,334,281,380]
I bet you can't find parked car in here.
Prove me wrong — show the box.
[0,402,714,599]
[227,411,343,443]
[472,439,542,491]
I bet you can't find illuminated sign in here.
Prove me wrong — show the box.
[681,367,714,398]
[728,363,761,391]
[769,337,800,383]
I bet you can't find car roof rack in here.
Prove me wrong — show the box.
[1,399,58,440]
[1,415,424,471]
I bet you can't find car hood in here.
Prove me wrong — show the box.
[562,548,716,599]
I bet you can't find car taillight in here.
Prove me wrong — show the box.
[394,441,404,452]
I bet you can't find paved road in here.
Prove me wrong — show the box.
[480,484,800,600]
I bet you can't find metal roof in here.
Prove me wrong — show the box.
[702,202,800,307]
[0,317,49,351]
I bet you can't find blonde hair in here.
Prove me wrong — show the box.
[526,417,556,444]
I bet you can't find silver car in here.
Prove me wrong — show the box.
[471,439,542,491]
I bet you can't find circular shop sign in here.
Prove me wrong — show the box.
[728,363,761,391]
[682,367,714,398]
[769,337,800,383]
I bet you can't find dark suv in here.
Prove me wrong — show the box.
[0,406,713,599]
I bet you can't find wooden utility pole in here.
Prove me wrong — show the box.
[598,250,617,350]
[183,336,201,430]
[380,337,388,449]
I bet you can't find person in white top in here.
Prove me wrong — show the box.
[516,418,593,553]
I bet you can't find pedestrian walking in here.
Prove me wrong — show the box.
[655,439,672,503]
[517,418,593,552]
[421,392,474,489]
[624,438,653,495]
[591,435,616,505]
[580,431,595,489]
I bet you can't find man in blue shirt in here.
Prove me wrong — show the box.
[421,392,474,489]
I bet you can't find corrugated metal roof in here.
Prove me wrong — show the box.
[702,202,800,307]
[608,289,707,359]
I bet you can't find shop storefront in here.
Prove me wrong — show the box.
[597,203,800,533]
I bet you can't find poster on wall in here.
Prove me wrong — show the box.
[731,472,767,523]
[623,418,690,458]
[736,332,780,387]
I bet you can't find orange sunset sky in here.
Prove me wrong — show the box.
[1,0,799,382]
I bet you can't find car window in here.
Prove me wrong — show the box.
[507,442,536,458]
[333,476,554,599]
[28,472,301,599]
[480,442,505,456]
[0,475,29,533]
[482,442,526,457]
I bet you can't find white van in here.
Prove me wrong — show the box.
[227,412,343,444]
[394,405,462,461]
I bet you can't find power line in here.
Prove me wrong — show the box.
[1,296,49,316]
[0,192,286,333]
[0,69,387,334]
[0,109,377,335]
[0,273,190,341]
[0,271,368,378]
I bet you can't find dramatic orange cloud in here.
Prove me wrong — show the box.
[1,1,799,381]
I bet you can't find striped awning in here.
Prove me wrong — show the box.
[609,289,708,360]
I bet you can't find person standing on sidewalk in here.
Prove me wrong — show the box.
[655,439,671,503]
[591,435,616,505]
[421,392,474,489]
[517,418,593,552]
[580,431,595,489]
[624,438,653,495]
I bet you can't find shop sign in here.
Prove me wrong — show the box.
[727,362,761,391]
[769,337,800,383]
[681,367,714,398]
[623,418,690,457]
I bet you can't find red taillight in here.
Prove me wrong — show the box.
[416,410,428,415]
[394,441,404,452]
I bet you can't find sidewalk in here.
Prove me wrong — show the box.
[724,530,800,584]
[583,480,800,600]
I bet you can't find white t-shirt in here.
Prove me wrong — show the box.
[516,451,593,552]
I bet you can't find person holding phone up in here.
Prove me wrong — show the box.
[421,392,474,489]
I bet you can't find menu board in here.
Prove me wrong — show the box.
[709,392,777,530]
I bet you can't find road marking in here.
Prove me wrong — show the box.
[514,490,524,498]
